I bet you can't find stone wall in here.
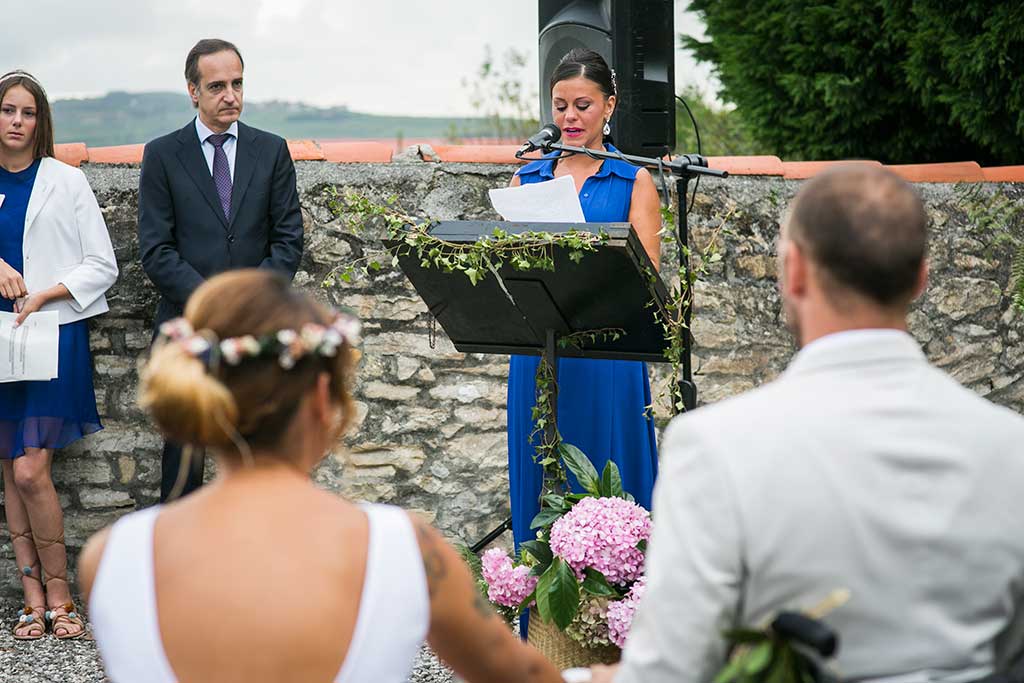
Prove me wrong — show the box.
[2,158,1022,597]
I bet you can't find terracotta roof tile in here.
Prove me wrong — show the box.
[884,162,984,183]
[982,165,1024,182]
[706,155,784,176]
[286,139,324,161]
[54,143,88,168]
[87,144,145,165]
[427,145,523,164]
[783,159,883,179]
[318,141,393,163]
[46,139,1024,187]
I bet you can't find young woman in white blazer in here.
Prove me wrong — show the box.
[0,71,117,640]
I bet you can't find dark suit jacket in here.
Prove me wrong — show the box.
[137,119,304,329]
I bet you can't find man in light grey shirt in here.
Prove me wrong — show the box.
[596,165,1024,683]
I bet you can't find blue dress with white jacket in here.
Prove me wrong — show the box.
[0,157,117,459]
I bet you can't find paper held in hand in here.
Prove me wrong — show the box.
[488,175,586,223]
[0,310,59,382]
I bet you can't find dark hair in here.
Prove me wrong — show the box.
[0,71,55,159]
[549,47,616,99]
[787,165,928,307]
[185,38,244,88]
[140,269,357,457]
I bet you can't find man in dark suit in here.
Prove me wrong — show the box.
[138,38,304,501]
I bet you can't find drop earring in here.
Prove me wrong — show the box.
[603,120,611,136]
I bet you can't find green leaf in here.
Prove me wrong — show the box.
[744,641,774,675]
[713,653,747,683]
[723,628,769,645]
[540,494,569,511]
[535,558,580,629]
[559,443,600,496]
[599,460,624,498]
[529,508,563,529]
[520,540,553,568]
[581,568,618,597]
[765,645,793,683]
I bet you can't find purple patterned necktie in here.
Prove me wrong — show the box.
[206,133,233,220]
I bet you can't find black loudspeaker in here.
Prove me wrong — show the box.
[539,0,675,158]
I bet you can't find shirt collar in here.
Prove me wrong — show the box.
[784,328,926,378]
[528,143,634,180]
[195,117,239,144]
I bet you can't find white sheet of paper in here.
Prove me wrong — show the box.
[488,175,586,223]
[0,311,59,382]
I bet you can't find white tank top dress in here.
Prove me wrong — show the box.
[89,503,429,682]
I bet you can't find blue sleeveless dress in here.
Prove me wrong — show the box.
[507,145,659,550]
[0,159,102,459]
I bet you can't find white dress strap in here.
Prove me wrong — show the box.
[89,505,177,683]
[335,504,430,683]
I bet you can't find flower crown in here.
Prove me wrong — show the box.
[158,313,361,370]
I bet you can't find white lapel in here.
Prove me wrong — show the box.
[23,158,55,240]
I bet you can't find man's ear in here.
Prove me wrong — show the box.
[187,81,199,106]
[781,238,809,300]
[911,258,929,301]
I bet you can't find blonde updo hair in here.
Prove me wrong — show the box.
[139,269,357,458]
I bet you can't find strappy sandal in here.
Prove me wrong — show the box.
[10,530,46,641]
[46,601,86,640]
[12,605,46,640]
[35,531,86,640]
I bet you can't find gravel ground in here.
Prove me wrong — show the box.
[0,597,456,683]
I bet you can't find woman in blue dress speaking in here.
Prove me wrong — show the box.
[507,49,662,552]
[0,71,117,639]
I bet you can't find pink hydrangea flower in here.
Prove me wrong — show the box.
[481,548,538,608]
[607,576,647,648]
[548,496,651,586]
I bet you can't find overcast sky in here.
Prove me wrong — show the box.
[8,1,715,117]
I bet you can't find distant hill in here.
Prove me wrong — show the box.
[51,91,501,147]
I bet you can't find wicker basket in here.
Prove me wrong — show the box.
[526,611,620,670]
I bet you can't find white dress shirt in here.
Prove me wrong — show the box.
[618,329,1024,683]
[194,117,238,180]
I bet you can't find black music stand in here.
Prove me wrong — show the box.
[385,220,674,551]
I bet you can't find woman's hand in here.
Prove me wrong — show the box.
[13,284,69,326]
[14,292,47,325]
[0,258,27,300]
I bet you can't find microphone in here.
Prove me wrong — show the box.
[518,123,561,153]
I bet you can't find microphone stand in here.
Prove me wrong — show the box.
[518,142,728,412]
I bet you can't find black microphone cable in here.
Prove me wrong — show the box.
[676,93,703,216]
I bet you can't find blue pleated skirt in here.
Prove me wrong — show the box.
[0,319,103,459]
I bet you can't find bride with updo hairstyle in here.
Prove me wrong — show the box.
[77,269,563,683]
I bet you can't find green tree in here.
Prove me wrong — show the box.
[682,1,1024,164]
[674,85,768,157]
